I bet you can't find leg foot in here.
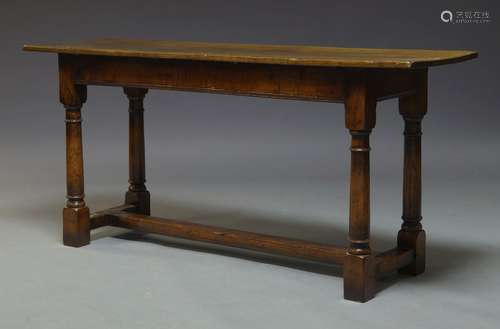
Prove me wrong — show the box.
[125,190,150,215]
[344,253,376,302]
[63,206,90,247]
[398,229,426,275]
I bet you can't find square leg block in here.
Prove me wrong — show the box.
[63,206,90,247]
[343,253,376,302]
[125,190,150,215]
[397,229,426,275]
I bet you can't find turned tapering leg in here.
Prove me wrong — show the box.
[59,54,90,247]
[63,103,90,247]
[343,76,377,302]
[59,55,90,247]
[124,87,150,215]
[398,70,427,275]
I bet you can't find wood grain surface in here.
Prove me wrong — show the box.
[23,38,477,68]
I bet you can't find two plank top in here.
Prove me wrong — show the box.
[23,38,477,69]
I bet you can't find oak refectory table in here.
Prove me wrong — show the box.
[23,39,477,302]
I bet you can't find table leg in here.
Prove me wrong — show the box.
[398,71,427,275]
[59,55,90,247]
[124,87,150,215]
[343,77,377,302]
[63,103,90,247]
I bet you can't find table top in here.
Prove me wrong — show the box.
[23,38,477,69]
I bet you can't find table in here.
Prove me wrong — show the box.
[23,39,477,302]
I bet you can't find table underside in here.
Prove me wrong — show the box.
[52,52,434,303]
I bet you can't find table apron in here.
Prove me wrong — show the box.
[65,55,421,103]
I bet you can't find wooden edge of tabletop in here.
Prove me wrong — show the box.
[22,41,478,69]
